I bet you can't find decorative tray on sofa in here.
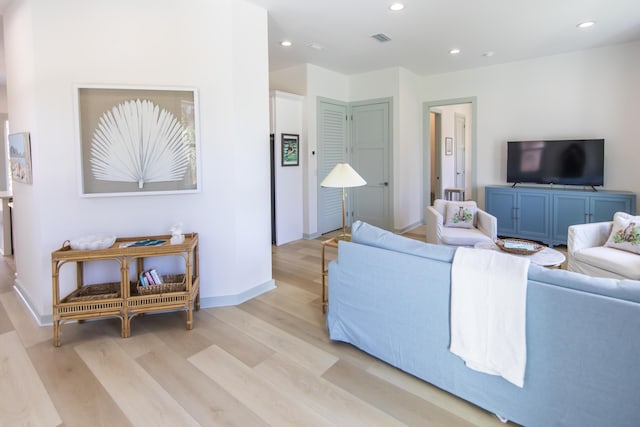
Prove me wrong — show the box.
[496,239,544,255]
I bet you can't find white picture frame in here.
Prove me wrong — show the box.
[445,137,453,156]
[75,85,201,197]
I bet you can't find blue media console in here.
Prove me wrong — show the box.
[485,186,636,246]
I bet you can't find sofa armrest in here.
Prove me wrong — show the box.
[425,206,443,244]
[476,209,497,241]
[567,221,613,254]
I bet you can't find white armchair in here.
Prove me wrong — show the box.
[426,199,497,246]
[567,216,640,280]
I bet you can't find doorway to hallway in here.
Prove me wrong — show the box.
[424,97,476,215]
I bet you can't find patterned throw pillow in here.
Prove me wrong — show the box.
[444,202,477,229]
[605,212,640,254]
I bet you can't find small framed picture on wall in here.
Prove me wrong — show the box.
[281,134,299,166]
[9,132,33,184]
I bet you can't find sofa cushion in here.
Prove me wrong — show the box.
[605,212,640,255]
[441,226,492,246]
[350,220,455,262]
[574,246,640,280]
[528,263,640,304]
[445,202,477,229]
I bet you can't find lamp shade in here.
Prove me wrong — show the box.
[320,163,367,188]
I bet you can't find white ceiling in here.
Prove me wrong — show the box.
[248,0,640,75]
[0,0,638,85]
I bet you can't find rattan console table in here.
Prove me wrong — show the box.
[51,233,200,347]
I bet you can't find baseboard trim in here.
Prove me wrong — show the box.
[199,279,276,309]
[303,232,321,240]
[397,220,424,234]
[14,280,53,326]
[13,278,277,326]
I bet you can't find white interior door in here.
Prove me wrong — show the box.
[351,100,391,230]
[318,99,348,234]
[454,113,466,192]
[430,111,442,203]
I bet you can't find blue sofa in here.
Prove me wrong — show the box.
[327,221,640,427]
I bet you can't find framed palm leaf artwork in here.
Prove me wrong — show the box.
[75,85,200,196]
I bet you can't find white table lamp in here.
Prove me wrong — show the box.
[320,163,366,238]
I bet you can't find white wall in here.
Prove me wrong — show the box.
[349,68,398,101]
[271,91,303,245]
[395,68,422,230]
[269,64,307,96]
[421,40,640,209]
[0,86,8,113]
[4,0,273,320]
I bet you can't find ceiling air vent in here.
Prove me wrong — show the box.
[371,33,392,43]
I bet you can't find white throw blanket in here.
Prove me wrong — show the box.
[450,247,530,387]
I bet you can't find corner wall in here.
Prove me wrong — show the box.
[4,0,273,320]
[271,65,423,234]
[271,64,349,238]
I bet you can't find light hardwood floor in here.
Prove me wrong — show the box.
[0,228,515,426]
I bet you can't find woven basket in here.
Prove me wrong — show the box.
[136,274,186,295]
[62,282,120,302]
[496,239,544,255]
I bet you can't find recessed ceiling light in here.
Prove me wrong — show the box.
[483,51,494,57]
[449,48,461,55]
[280,40,293,47]
[389,3,405,11]
[577,21,595,29]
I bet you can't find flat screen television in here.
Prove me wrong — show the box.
[506,139,604,186]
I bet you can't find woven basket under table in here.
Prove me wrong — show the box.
[136,274,186,295]
[62,282,121,302]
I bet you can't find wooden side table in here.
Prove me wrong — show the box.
[321,234,350,313]
[51,233,200,346]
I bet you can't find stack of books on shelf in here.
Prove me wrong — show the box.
[139,269,163,286]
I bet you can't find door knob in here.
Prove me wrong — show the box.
[379,182,389,186]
